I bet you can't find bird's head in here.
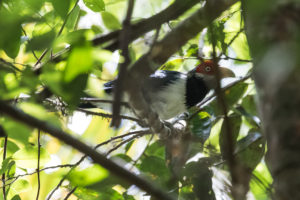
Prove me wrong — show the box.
[189,60,235,88]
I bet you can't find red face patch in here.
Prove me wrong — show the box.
[195,60,216,75]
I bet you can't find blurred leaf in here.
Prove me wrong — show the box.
[235,106,260,128]
[97,188,123,200]
[145,141,165,159]
[10,179,31,194]
[64,46,93,82]
[182,159,215,200]
[11,195,21,200]
[73,187,99,200]
[91,25,103,34]
[65,5,81,30]
[87,175,130,192]
[186,44,199,57]
[28,30,56,50]
[13,145,51,168]
[139,156,170,179]
[208,21,226,54]
[50,0,71,17]
[231,33,251,60]
[112,154,132,163]
[0,10,22,58]
[18,102,61,127]
[101,11,121,30]
[0,139,19,156]
[2,118,32,143]
[68,165,108,186]
[211,82,248,115]
[24,0,45,11]
[235,129,265,170]
[0,157,13,174]
[224,82,248,106]
[27,30,56,51]
[179,185,196,200]
[241,95,258,116]
[162,58,183,71]
[84,0,105,12]
[7,160,16,177]
[219,114,241,159]
[250,163,273,200]
[189,111,212,143]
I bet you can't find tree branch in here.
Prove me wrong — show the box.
[0,101,174,200]
[92,0,200,49]
[111,0,135,127]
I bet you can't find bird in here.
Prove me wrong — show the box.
[101,60,235,120]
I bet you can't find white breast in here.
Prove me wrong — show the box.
[148,75,187,120]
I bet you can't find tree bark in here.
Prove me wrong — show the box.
[244,1,300,199]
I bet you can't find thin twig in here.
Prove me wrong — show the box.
[111,0,135,127]
[21,28,39,60]
[222,55,252,63]
[2,136,8,200]
[211,25,237,199]
[106,133,142,156]
[80,98,130,108]
[46,129,149,200]
[36,130,41,200]
[63,186,77,200]
[33,0,80,68]
[76,108,142,124]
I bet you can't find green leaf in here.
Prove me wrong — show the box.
[97,188,123,200]
[189,111,212,143]
[7,160,16,177]
[2,118,32,144]
[65,5,81,30]
[182,159,215,200]
[87,175,130,192]
[219,113,242,159]
[11,179,31,194]
[145,141,165,159]
[0,157,13,174]
[241,95,258,116]
[84,0,105,12]
[224,82,248,106]
[235,129,265,170]
[50,0,71,18]
[18,102,61,127]
[91,25,103,34]
[0,10,22,58]
[27,30,56,51]
[11,195,21,200]
[185,44,199,57]
[101,11,121,30]
[64,46,93,82]
[68,165,109,186]
[139,156,170,178]
[112,154,132,163]
[162,58,183,71]
[13,145,51,168]
[210,82,248,115]
[24,0,45,11]
[0,139,19,156]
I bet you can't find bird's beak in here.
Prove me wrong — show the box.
[219,67,235,78]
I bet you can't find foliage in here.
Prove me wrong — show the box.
[0,0,271,199]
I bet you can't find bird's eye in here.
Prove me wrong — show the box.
[205,66,211,72]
